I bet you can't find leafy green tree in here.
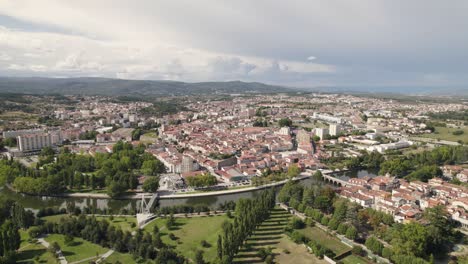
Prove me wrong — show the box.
[287,164,301,179]
[423,205,455,254]
[345,226,358,240]
[365,236,383,256]
[185,173,217,188]
[278,118,292,127]
[141,159,165,175]
[3,138,16,148]
[0,220,20,257]
[312,170,323,181]
[142,176,160,192]
[106,182,126,198]
[391,222,428,258]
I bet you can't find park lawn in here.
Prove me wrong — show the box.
[103,251,138,264]
[341,254,373,264]
[298,226,351,255]
[20,229,32,248]
[421,126,468,143]
[144,215,231,262]
[17,242,57,264]
[274,236,327,264]
[41,214,70,223]
[95,216,137,232]
[42,214,137,232]
[44,234,109,263]
[233,208,327,264]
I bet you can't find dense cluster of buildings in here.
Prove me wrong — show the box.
[339,172,468,230]
[1,93,466,225]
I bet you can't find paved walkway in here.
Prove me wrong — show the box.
[38,237,68,264]
[279,203,391,264]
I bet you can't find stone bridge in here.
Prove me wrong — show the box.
[322,174,354,187]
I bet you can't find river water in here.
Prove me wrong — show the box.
[0,170,378,213]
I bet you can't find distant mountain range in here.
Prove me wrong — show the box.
[0,77,293,96]
[0,77,465,97]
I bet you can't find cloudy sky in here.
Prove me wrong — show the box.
[0,0,467,89]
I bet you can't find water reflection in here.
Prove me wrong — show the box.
[0,171,365,213]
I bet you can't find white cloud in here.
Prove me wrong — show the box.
[0,1,466,87]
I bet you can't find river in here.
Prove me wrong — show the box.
[0,169,378,214]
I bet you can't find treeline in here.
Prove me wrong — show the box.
[428,110,468,122]
[279,181,459,263]
[140,101,188,117]
[185,173,218,188]
[0,199,36,263]
[35,214,185,263]
[217,189,275,263]
[6,141,166,197]
[380,145,468,181]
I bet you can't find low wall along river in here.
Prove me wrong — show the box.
[0,169,378,214]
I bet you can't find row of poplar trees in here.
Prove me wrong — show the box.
[217,189,276,263]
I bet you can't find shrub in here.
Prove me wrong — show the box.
[306,218,315,227]
[337,223,348,234]
[328,218,339,230]
[321,215,330,226]
[168,233,177,240]
[64,234,74,246]
[345,226,358,241]
[289,230,307,244]
[352,245,365,256]
[28,226,42,239]
[200,240,211,248]
[382,247,393,259]
[365,236,383,256]
[289,217,305,229]
[308,240,336,259]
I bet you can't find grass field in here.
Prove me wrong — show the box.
[103,251,139,264]
[144,215,232,262]
[233,208,326,264]
[95,216,137,232]
[41,214,69,223]
[421,126,468,143]
[17,243,58,264]
[42,214,138,233]
[298,226,351,255]
[341,254,373,264]
[17,230,58,264]
[45,234,109,263]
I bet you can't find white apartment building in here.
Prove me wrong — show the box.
[312,113,343,124]
[315,128,329,140]
[329,123,341,136]
[17,133,59,152]
[3,129,44,139]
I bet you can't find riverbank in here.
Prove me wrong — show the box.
[5,172,314,200]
